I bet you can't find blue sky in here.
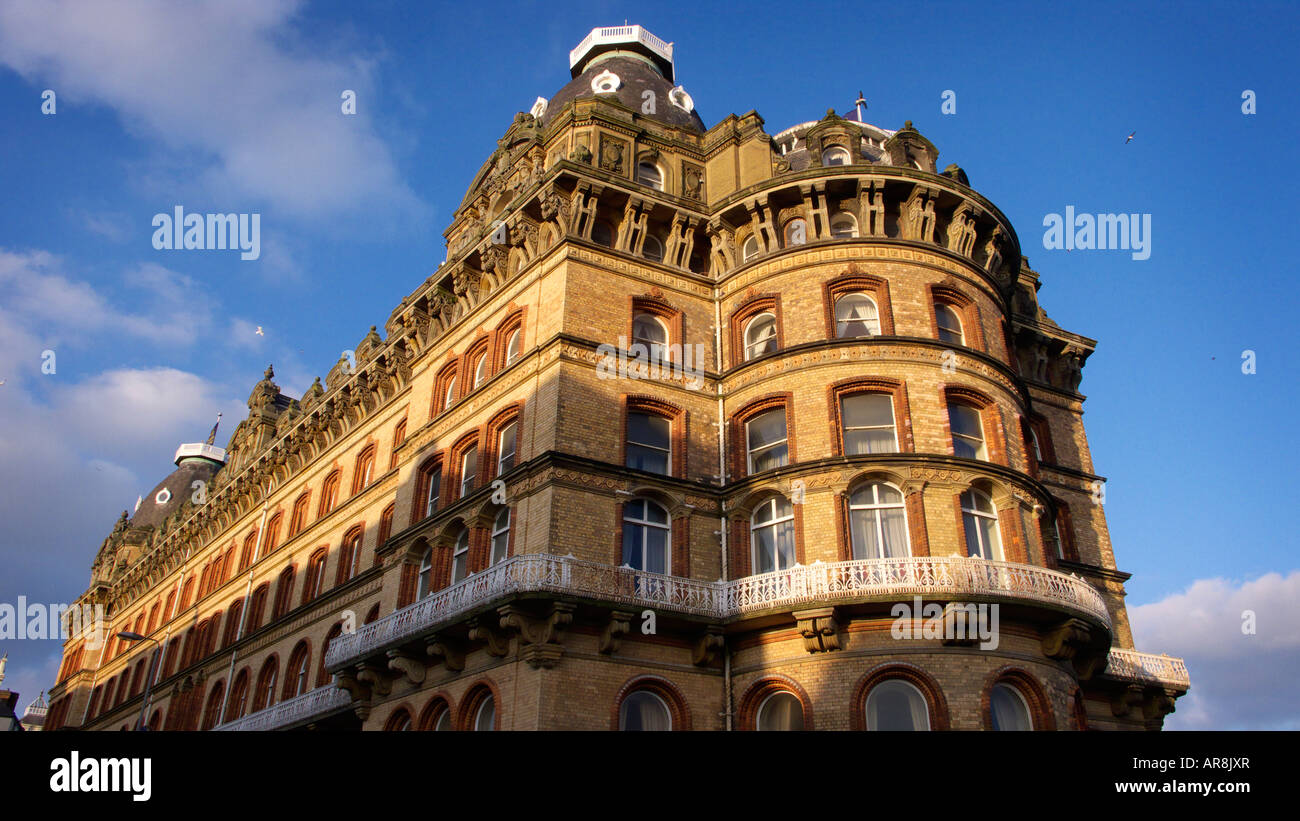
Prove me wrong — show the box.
[0,0,1295,729]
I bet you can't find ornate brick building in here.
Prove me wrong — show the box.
[46,25,1187,732]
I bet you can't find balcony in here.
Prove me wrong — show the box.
[212,684,350,731]
[1104,648,1191,691]
[325,554,1114,670]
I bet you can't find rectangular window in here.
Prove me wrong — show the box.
[948,403,987,460]
[841,394,898,454]
[460,446,478,498]
[746,409,788,473]
[626,412,671,475]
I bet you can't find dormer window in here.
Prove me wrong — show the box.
[822,146,851,166]
[636,162,664,191]
[591,69,621,93]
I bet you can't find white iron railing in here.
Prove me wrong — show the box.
[325,554,1113,670]
[1105,648,1190,689]
[212,684,350,732]
[569,25,673,71]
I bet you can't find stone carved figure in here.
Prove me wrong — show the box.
[598,139,624,174]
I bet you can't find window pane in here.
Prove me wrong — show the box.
[866,680,929,731]
[497,423,517,473]
[991,685,1032,731]
[757,692,804,731]
[745,314,778,360]
[626,444,670,474]
[620,691,671,731]
[747,409,788,472]
[633,314,667,345]
[835,294,880,337]
[460,447,477,496]
[628,412,670,449]
[505,329,521,364]
[474,696,495,731]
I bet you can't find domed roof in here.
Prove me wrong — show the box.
[545,55,705,132]
[129,454,222,531]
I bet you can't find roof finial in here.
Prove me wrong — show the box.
[264,364,275,380]
[205,412,223,446]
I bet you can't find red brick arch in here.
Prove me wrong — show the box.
[610,674,692,731]
[737,675,814,730]
[980,666,1057,731]
[457,679,502,730]
[851,662,950,730]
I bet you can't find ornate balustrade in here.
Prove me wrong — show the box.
[1105,648,1190,690]
[212,684,350,732]
[325,554,1114,670]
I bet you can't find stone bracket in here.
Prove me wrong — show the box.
[1041,618,1108,681]
[793,606,842,653]
[599,610,635,654]
[426,637,466,672]
[468,616,511,657]
[499,602,575,668]
[386,648,426,685]
[354,662,392,698]
[692,627,725,666]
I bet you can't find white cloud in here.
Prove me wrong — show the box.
[0,0,426,222]
[1128,571,1300,730]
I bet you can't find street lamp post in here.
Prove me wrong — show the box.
[117,631,160,731]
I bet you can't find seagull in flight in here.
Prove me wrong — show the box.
[255,326,265,336]
[1125,131,1136,144]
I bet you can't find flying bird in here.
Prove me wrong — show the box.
[256,326,265,336]
[1125,132,1136,144]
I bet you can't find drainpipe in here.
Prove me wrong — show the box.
[216,481,272,726]
[714,288,732,731]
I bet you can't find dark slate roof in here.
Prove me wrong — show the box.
[128,458,222,530]
[546,55,705,132]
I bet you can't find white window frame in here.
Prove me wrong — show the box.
[619,690,672,731]
[948,403,987,460]
[504,328,522,366]
[636,161,664,191]
[451,530,470,584]
[822,145,852,166]
[936,303,964,345]
[848,482,910,560]
[496,422,517,475]
[834,293,881,338]
[490,509,510,565]
[742,235,760,262]
[626,411,672,475]
[745,409,789,474]
[750,496,796,574]
[416,547,433,599]
[960,489,1003,560]
[459,446,477,498]
[743,313,778,361]
[840,393,898,454]
[830,212,858,238]
[621,499,671,573]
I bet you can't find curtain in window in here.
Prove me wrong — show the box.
[990,685,1032,730]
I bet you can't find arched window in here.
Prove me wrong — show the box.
[378,503,395,548]
[830,213,858,238]
[751,496,796,574]
[642,234,664,263]
[338,528,363,584]
[504,328,522,366]
[935,303,964,345]
[784,218,807,247]
[834,293,881,337]
[473,695,496,731]
[745,408,788,473]
[318,471,341,517]
[840,393,897,454]
[228,670,249,720]
[451,530,470,584]
[990,683,1033,730]
[947,402,987,460]
[418,459,441,519]
[289,493,310,538]
[822,145,851,166]
[458,445,478,499]
[619,690,671,731]
[472,352,488,389]
[865,679,930,731]
[848,483,910,559]
[636,161,664,191]
[390,418,407,469]
[416,547,434,599]
[960,489,1003,560]
[318,624,342,688]
[247,584,269,632]
[626,412,671,475]
[284,642,311,700]
[272,565,295,620]
[742,235,760,262]
[352,446,376,494]
[303,550,328,603]
[591,221,614,247]
[432,706,453,731]
[490,508,511,566]
[621,499,670,574]
[632,313,669,362]
[496,422,517,475]
[743,313,778,361]
[385,709,413,731]
[264,514,283,555]
[240,531,259,571]
[443,375,458,410]
[253,658,278,712]
[757,691,804,731]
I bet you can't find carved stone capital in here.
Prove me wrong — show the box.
[498,602,574,647]
[1041,617,1108,680]
[793,606,842,653]
[355,662,392,697]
